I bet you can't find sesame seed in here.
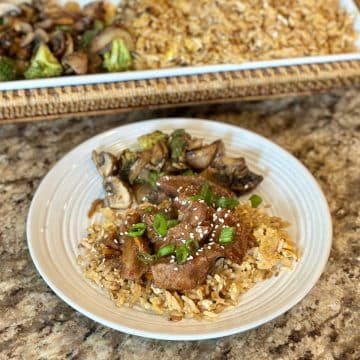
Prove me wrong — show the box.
[170,259,175,263]
[195,216,199,220]
[237,224,240,228]
[224,213,229,218]
[174,267,178,271]
[220,246,225,249]
[181,239,186,243]
[188,255,193,260]
[207,246,212,249]
[114,239,118,244]
[219,218,224,223]
[124,231,128,235]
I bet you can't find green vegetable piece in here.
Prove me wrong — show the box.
[103,38,132,72]
[118,149,137,182]
[144,206,153,213]
[153,213,168,237]
[249,194,262,208]
[185,239,199,254]
[157,244,176,257]
[138,130,168,150]
[137,251,156,264]
[215,197,239,209]
[0,18,4,25]
[147,170,166,189]
[79,29,99,49]
[219,227,235,245]
[24,43,63,79]
[175,244,189,264]
[170,129,189,161]
[55,25,72,33]
[0,56,17,81]
[167,219,179,229]
[93,19,104,31]
[188,182,215,206]
[128,223,146,237]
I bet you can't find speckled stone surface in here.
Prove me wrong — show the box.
[0,90,359,360]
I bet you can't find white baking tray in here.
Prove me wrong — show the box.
[1,0,360,91]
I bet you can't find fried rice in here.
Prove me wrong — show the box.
[77,201,300,321]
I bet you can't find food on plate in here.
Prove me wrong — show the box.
[0,0,356,81]
[78,129,300,320]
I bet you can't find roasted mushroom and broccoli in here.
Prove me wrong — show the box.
[0,0,133,80]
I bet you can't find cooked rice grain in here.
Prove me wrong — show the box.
[117,0,357,70]
[78,203,299,320]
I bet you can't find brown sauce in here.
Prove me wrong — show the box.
[87,198,105,218]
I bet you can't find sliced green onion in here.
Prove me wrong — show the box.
[188,182,215,205]
[249,194,262,208]
[185,239,199,253]
[215,197,239,209]
[167,219,180,229]
[144,206,153,213]
[137,251,156,264]
[148,170,165,189]
[157,244,176,257]
[128,223,146,237]
[219,227,235,245]
[153,213,168,236]
[175,244,189,264]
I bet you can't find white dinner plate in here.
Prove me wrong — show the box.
[26,119,332,340]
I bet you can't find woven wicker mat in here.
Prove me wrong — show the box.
[1,60,360,124]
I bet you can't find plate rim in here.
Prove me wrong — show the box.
[26,118,333,340]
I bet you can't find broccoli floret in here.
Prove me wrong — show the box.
[79,29,99,49]
[103,39,132,72]
[24,43,63,79]
[138,130,168,150]
[0,56,17,81]
[170,129,191,161]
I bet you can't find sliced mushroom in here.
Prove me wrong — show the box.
[35,19,53,30]
[133,183,167,204]
[49,30,65,56]
[90,26,134,53]
[128,150,151,185]
[12,19,33,33]
[62,51,88,74]
[204,155,263,194]
[34,28,49,43]
[63,32,74,56]
[20,31,34,47]
[92,150,118,178]
[150,140,168,168]
[0,3,21,17]
[104,176,132,209]
[83,1,103,19]
[186,140,222,170]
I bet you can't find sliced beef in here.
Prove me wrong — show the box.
[119,235,149,280]
[210,208,255,262]
[151,248,221,291]
[117,212,150,280]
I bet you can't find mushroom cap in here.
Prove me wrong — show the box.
[62,51,88,75]
[104,176,132,209]
[90,27,134,54]
[92,150,118,178]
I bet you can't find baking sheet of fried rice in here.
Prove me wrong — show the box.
[77,200,300,321]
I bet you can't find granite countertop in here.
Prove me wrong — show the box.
[0,90,359,360]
